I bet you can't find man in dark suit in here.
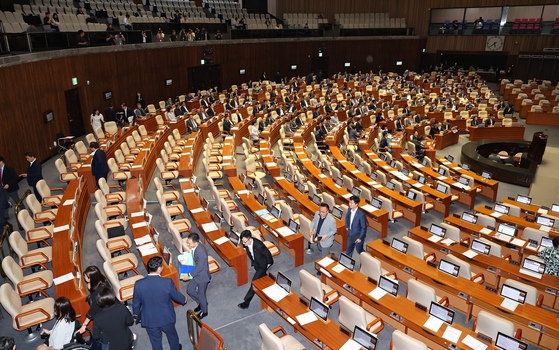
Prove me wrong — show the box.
[198,108,208,121]
[122,103,135,125]
[186,115,199,133]
[0,156,22,210]
[133,257,186,350]
[105,104,117,123]
[206,106,216,117]
[395,117,404,132]
[485,115,496,126]
[186,233,211,319]
[20,152,43,202]
[300,99,309,109]
[90,142,108,188]
[238,230,273,309]
[223,114,233,135]
[429,122,441,138]
[345,196,367,256]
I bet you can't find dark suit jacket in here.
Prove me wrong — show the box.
[471,120,480,126]
[325,105,333,113]
[207,108,215,117]
[187,119,199,133]
[223,120,232,134]
[429,126,440,137]
[26,160,42,187]
[1,165,19,193]
[191,244,211,283]
[132,275,186,328]
[92,303,134,350]
[244,239,273,271]
[345,208,367,241]
[485,118,495,126]
[105,108,117,122]
[91,150,108,177]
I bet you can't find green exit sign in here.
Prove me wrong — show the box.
[72,77,78,85]
[201,59,205,65]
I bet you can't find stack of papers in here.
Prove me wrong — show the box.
[373,184,383,189]
[138,243,158,256]
[63,199,75,206]
[412,183,424,188]
[510,238,526,246]
[442,326,462,343]
[261,213,275,221]
[275,177,285,181]
[134,235,152,246]
[340,339,364,350]
[332,264,345,273]
[423,316,444,332]
[368,287,388,300]
[342,193,352,199]
[266,162,277,167]
[132,221,147,229]
[190,208,204,214]
[53,224,70,233]
[480,228,493,235]
[500,298,519,311]
[201,222,219,232]
[462,335,488,350]
[183,188,195,193]
[490,212,503,218]
[255,209,269,216]
[213,237,229,245]
[263,284,289,302]
[318,174,327,178]
[537,208,548,215]
[361,204,378,213]
[441,238,455,246]
[130,212,144,218]
[53,272,75,285]
[428,235,443,243]
[295,311,317,325]
[237,190,249,195]
[463,250,478,259]
[276,226,295,237]
[317,257,335,267]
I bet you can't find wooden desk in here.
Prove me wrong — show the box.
[260,121,281,177]
[178,132,203,179]
[367,239,559,349]
[473,205,556,239]
[401,154,477,210]
[434,131,459,150]
[126,178,179,291]
[526,111,559,126]
[221,135,237,177]
[500,197,559,221]
[435,157,499,202]
[52,179,90,322]
[136,113,161,132]
[179,178,248,286]
[468,126,525,141]
[229,177,305,267]
[130,128,170,191]
[253,276,351,350]
[199,114,225,140]
[314,256,500,350]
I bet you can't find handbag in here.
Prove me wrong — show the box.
[91,337,110,350]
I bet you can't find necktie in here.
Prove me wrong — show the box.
[0,167,3,186]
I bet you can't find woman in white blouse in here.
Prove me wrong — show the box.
[166,105,177,122]
[37,297,76,350]
[90,109,104,131]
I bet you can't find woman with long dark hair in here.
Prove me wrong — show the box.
[92,287,135,350]
[37,297,76,350]
[77,266,116,334]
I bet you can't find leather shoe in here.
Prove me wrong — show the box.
[197,311,208,320]
[194,304,201,312]
[238,301,249,309]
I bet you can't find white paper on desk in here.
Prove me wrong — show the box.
[266,162,277,167]
[373,158,383,162]
[373,184,383,189]
[490,212,503,218]
[287,317,296,325]
[510,238,526,246]
[428,235,443,243]
[351,170,359,174]
[296,152,304,155]
[139,246,158,256]
[276,226,295,237]
[181,153,188,156]
[342,193,352,199]
[190,208,204,214]
[318,174,327,178]
[132,221,147,229]
[183,188,195,194]
[82,164,91,167]
[317,257,335,268]
[261,213,275,221]
[399,175,410,181]
[275,177,285,181]
[540,225,551,233]
[260,148,268,151]
[202,222,219,232]
[441,238,455,246]
[214,237,229,245]
[237,190,249,195]
[423,316,444,332]
[63,199,75,206]
[538,208,548,215]
[53,272,74,285]
[500,298,519,312]
[223,156,233,160]
[131,165,141,168]
[412,183,424,188]
[335,184,342,188]
[360,204,377,213]
[332,264,345,274]
[130,212,144,218]
[462,335,488,350]
[340,339,363,350]
[480,228,493,235]
[437,176,447,180]
[368,182,376,185]
[296,311,317,326]
[442,326,462,343]
[263,284,289,302]
[53,224,70,233]
[368,287,388,300]
[134,235,152,246]
[339,160,348,163]
[442,161,451,165]
[382,165,391,169]
[463,250,478,259]
[179,178,189,182]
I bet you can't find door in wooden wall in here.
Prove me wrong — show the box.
[311,57,329,80]
[65,88,85,137]
[188,64,222,93]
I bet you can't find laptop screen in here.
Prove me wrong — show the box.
[297,182,305,193]
[276,271,292,294]
[497,223,516,237]
[378,276,399,297]
[402,168,410,176]
[257,193,265,206]
[370,172,378,181]
[339,252,355,271]
[516,195,532,205]
[438,167,447,176]
[270,206,281,219]
[228,231,240,247]
[523,257,545,274]
[390,160,396,169]
[286,173,293,182]
[312,194,322,205]
[447,155,454,163]
[418,175,426,184]
[309,297,329,321]
[462,212,478,224]
[536,215,555,227]
[386,181,395,191]
[551,204,559,213]
[494,203,510,215]
[406,190,417,201]
[371,198,382,209]
[429,224,446,237]
[462,163,470,171]
[352,326,377,350]
[471,239,491,255]
[458,176,469,186]
[314,160,322,169]
[336,177,344,187]
[438,259,460,277]
[332,206,343,220]
[379,153,387,162]
[500,283,527,305]
[429,301,455,325]
[391,238,408,254]
[495,332,528,350]
[541,236,553,248]
[481,171,492,179]
[358,164,365,173]
[352,187,362,197]
[436,183,447,194]
[422,158,428,167]
[288,218,299,233]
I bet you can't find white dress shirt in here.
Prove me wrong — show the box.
[349,208,357,229]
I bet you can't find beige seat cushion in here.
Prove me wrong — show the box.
[19,270,53,294]
[106,235,133,251]
[23,247,52,265]
[27,226,53,241]
[280,335,306,350]
[17,297,54,328]
[118,275,144,300]
[321,283,338,304]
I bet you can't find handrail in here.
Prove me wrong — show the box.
[14,190,31,231]
[0,223,14,278]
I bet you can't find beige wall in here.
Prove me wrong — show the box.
[465,7,503,22]
[431,8,465,23]
[542,4,559,21]
[508,5,544,20]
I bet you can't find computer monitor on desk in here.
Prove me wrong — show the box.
[309,297,329,322]
[270,206,281,219]
[256,193,265,206]
[522,257,545,275]
[497,223,516,238]
[352,187,362,198]
[405,190,417,201]
[500,283,527,305]
[429,301,455,325]
[276,271,293,294]
[481,171,492,180]
[438,259,460,277]
[391,237,408,254]
[495,332,528,350]
[332,206,343,220]
[312,194,322,206]
[536,215,555,228]
[339,252,355,271]
[288,218,299,234]
[551,204,559,214]
[371,197,382,210]
[336,177,344,187]
[386,181,396,191]
[458,176,469,186]
[461,212,478,224]
[228,231,240,247]
[429,224,446,237]
[350,326,377,350]
[435,183,447,194]
[516,194,532,205]
[447,155,454,163]
[417,175,426,185]
[462,163,471,171]
[541,236,553,248]
[471,239,491,255]
[378,276,399,297]
[494,203,510,215]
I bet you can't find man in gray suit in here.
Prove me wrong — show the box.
[309,203,338,257]
[186,232,211,319]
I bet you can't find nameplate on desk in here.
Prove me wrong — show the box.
[485,286,497,293]
[132,165,142,168]
[179,178,190,182]
[53,272,75,286]
[63,199,75,206]
[130,212,144,218]
[183,189,195,193]
[415,302,427,312]
[82,164,91,167]
[132,221,147,229]
[476,333,492,345]
[53,224,70,233]
[190,208,204,214]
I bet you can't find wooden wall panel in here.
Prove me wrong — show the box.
[275,0,559,36]
[0,38,425,173]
